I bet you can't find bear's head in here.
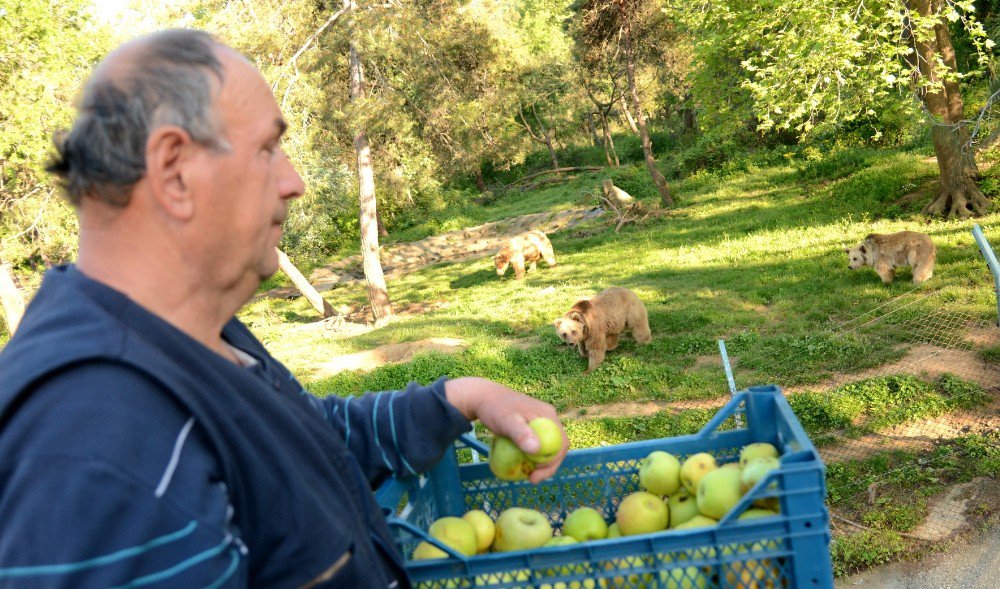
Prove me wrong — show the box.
[553,311,586,345]
[494,249,512,276]
[844,243,869,270]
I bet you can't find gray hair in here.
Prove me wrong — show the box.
[48,29,228,207]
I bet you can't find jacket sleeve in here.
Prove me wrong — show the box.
[303,377,473,486]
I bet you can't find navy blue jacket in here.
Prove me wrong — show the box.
[0,266,472,588]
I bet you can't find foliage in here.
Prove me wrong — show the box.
[0,0,109,283]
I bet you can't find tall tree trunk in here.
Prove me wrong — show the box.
[1,262,25,337]
[348,37,393,324]
[908,0,991,218]
[619,94,639,134]
[545,127,559,169]
[376,210,388,238]
[599,111,620,167]
[621,13,673,207]
[585,112,601,147]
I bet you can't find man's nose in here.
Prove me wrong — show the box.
[279,150,305,200]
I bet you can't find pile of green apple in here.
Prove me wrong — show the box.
[410,440,785,587]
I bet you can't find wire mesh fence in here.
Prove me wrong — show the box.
[725,280,999,548]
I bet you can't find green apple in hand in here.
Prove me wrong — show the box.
[616,491,669,536]
[493,507,553,552]
[527,417,563,463]
[668,490,701,528]
[561,507,608,542]
[639,450,682,496]
[489,436,533,481]
[696,465,744,520]
[679,452,718,495]
[739,442,779,468]
[462,509,495,554]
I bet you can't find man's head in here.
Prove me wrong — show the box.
[51,29,304,291]
[48,29,228,207]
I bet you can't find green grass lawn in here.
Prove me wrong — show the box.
[240,144,1000,576]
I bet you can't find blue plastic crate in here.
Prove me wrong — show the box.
[376,385,833,588]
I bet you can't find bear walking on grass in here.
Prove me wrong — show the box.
[553,287,652,373]
[844,231,936,285]
[494,230,557,280]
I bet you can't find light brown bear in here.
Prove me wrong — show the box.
[494,230,557,280]
[844,231,936,285]
[553,287,652,373]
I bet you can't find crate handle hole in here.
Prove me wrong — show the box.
[804,521,812,528]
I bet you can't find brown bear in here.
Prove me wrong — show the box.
[553,287,652,373]
[494,230,557,280]
[844,231,936,285]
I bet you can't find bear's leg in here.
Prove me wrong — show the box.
[577,342,588,358]
[543,250,557,268]
[529,261,537,272]
[629,305,653,344]
[585,343,606,373]
[606,333,620,350]
[874,262,895,284]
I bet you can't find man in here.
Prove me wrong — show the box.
[0,30,568,588]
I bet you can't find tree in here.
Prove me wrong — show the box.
[676,0,995,218]
[346,0,393,325]
[577,0,674,207]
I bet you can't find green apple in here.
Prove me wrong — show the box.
[428,516,478,556]
[543,535,579,547]
[679,452,718,495]
[738,508,779,520]
[696,464,744,520]
[562,507,608,542]
[489,436,533,481]
[721,541,780,588]
[615,491,669,536]
[462,509,495,554]
[606,522,622,538]
[668,490,701,528]
[493,507,553,552]
[739,442,780,468]
[527,417,564,463]
[672,514,718,530]
[741,456,780,492]
[638,450,682,496]
[411,540,448,561]
[660,565,708,589]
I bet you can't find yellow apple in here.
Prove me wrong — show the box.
[527,417,564,463]
[615,491,668,536]
[489,436,533,481]
[562,507,608,542]
[660,565,709,589]
[493,507,553,552]
[672,515,718,530]
[411,541,448,561]
[462,509,495,554]
[741,456,780,493]
[696,464,744,520]
[606,522,622,538]
[638,450,682,496]
[738,508,779,521]
[680,452,718,495]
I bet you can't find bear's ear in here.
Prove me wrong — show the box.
[553,317,563,328]
[568,311,583,323]
[843,247,850,253]
[859,245,867,254]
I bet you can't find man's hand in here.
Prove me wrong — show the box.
[444,377,569,484]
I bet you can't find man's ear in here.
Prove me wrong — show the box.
[145,125,196,221]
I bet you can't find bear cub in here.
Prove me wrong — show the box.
[553,287,652,373]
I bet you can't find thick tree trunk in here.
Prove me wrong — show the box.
[1,262,25,336]
[545,128,559,169]
[474,169,488,193]
[349,41,393,325]
[376,209,388,238]
[621,15,672,207]
[908,0,991,218]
